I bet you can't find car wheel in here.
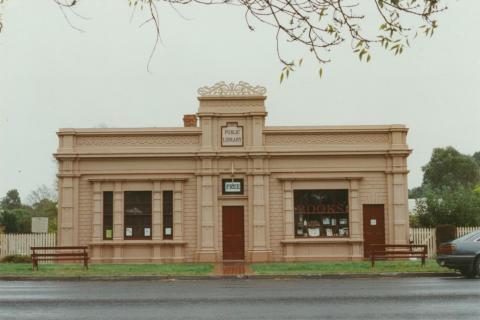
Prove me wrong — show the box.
[474,257,480,277]
[459,267,476,278]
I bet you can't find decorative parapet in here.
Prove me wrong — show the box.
[76,135,200,147]
[265,133,389,145]
[197,81,266,98]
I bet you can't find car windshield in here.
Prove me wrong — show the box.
[454,231,480,242]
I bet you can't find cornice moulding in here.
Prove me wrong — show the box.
[54,149,411,160]
[264,125,407,134]
[276,175,364,181]
[57,128,202,136]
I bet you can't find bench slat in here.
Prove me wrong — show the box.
[32,253,87,257]
[34,258,89,261]
[31,246,87,250]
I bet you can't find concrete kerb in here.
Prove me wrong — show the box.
[0,272,459,281]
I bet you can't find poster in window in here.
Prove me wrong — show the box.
[165,227,172,236]
[144,228,151,237]
[331,218,336,226]
[105,229,113,239]
[322,217,331,225]
[339,218,348,225]
[308,228,320,237]
[125,227,133,237]
[326,228,333,237]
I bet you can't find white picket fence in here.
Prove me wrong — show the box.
[0,233,56,258]
[410,227,480,258]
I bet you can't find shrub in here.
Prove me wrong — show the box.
[0,254,32,263]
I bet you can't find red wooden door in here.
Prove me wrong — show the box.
[363,204,386,258]
[222,206,245,260]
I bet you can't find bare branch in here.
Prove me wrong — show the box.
[0,0,446,74]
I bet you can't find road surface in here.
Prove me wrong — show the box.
[0,277,479,319]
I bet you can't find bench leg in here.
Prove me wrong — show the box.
[371,255,375,268]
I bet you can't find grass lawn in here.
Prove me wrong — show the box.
[250,259,452,275]
[0,263,214,277]
[0,260,453,277]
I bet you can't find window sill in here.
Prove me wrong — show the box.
[217,195,248,200]
[281,238,363,244]
[89,240,187,246]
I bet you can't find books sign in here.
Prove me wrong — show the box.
[222,123,243,147]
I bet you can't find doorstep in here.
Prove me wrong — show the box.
[213,262,253,275]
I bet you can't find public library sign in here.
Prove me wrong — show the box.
[222,123,243,146]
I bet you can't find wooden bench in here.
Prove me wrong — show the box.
[31,246,89,270]
[370,244,427,267]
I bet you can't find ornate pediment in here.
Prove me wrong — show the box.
[197,81,267,97]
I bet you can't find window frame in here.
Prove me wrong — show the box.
[163,190,173,240]
[103,191,113,240]
[123,191,152,240]
[293,189,350,238]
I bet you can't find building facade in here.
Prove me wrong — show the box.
[55,81,411,263]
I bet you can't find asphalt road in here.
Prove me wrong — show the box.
[1,277,479,320]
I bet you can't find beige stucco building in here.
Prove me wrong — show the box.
[55,81,411,263]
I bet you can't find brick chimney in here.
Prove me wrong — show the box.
[183,114,197,127]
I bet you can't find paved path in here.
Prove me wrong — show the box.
[1,277,479,320]
[213,262,252,275]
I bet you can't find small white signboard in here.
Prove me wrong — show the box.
[31,217,49,233]
[224,181,241,193]
[222,123,243,147]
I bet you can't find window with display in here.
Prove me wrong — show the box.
[124,191,152,240]
[294,189,349,238]
[103,191,113,240]
[163,191,173,240]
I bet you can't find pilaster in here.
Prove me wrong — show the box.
[59,176,74,246]
[248,158,272,262]
[91,182,102,242]
[196,158,218,261]
[349,179,362,257]
[173,181,184,260]
[112,182,123,261]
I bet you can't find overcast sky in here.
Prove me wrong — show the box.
[0,0,479,201]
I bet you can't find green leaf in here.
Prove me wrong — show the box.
[359,49,367,61]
